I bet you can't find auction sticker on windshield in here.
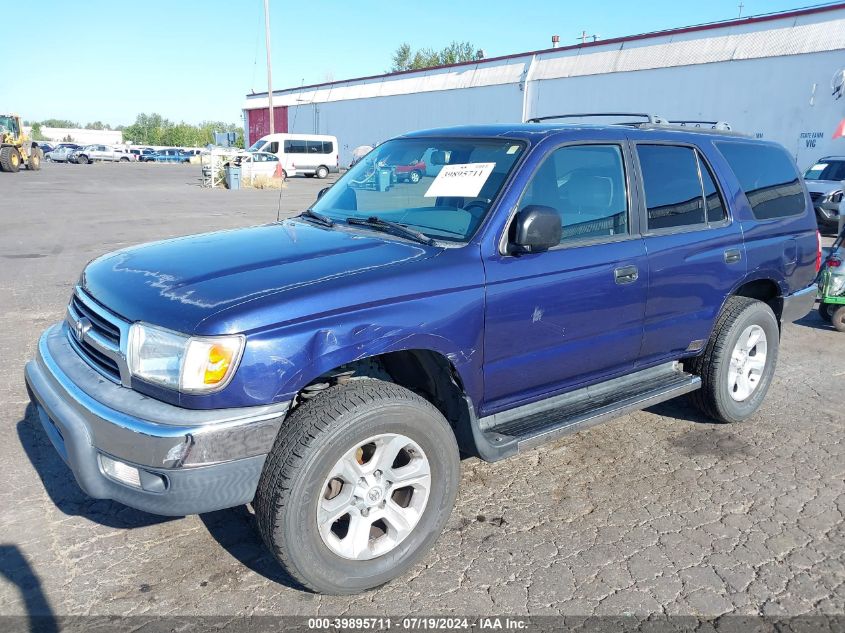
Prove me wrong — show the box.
[424,162,495,198]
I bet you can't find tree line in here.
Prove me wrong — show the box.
[390,41,480,72]
[26,113,243,148]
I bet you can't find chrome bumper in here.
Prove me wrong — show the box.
[781,285,817,323]
[24,323,290,515]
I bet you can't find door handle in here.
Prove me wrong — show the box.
[724,249,742,264]
[614,265,639,285]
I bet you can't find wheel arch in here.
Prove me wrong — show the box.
[286,348,480,457]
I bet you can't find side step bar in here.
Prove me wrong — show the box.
[475,362,700,460]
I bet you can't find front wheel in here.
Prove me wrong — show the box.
[686,296,779,423]
[77,155,89,165]
[254,378,460,594]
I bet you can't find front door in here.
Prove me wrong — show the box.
[482,141,648,416]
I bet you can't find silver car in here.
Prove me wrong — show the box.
[804,156,845,233]
[45,147,76,163]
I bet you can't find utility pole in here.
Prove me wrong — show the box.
[738,2,744,18]
[263,0,274,136]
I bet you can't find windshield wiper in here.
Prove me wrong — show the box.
[346,216,435,246]
[299,208,334,227]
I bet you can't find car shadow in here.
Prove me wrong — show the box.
[17,403,173,529]
[0,544,59,633]
[198,506,304,591]
[645,396,717,426]
[791,305,837,332]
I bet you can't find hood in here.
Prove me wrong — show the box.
[81,220,439,334]
[804,179,843,194]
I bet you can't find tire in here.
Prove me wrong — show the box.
[408,170,421,184]
[686,296,780,423]
[77,154,89,165]
[120,157,129,162]
[254,378,460,594]
[832,306,845,333]
[28,151,41,171]
[819,302,834,323]
[282,169,288,179]
[316,165,329,179]
[0,147,21,172]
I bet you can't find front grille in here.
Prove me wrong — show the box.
[71,294,120,344]
[66,288,128,383]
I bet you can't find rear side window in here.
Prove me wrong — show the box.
[716,141,804,220]
[700,160,727,223]
[638,145,705,230]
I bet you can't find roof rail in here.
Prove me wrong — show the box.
[667,120,733,131]
[526,112,669,125]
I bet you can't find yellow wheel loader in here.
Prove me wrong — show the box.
[0,114,41,173]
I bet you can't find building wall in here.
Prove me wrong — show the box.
[23,127,124,146]
[244,6,845,167]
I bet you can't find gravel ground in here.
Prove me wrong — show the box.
[0,163,842,621]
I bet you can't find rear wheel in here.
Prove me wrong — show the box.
[832,306,845,333]
[316,165,329,179]
[254,378,460,594]
[408,169,422,184]
[686,296,779,423]
[0,147,21,172]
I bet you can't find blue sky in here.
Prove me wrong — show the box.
[1,0,815,126]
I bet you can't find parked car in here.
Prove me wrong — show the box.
[150,148,190,163]
[26,119,819,595]
[381,150,426,183]
[45,146,76,163]
[72,145,132,164]
[803,156,845,233]
[237,151,289,179]
[247,133,338,178]
[37,142,55,155]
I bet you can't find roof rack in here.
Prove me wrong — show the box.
[525,112,745,136]
[527,112,668,125]
[667,120,733,131]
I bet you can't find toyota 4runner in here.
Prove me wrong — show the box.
[25,116,819,594]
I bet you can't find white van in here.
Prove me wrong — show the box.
[247,133,338,179]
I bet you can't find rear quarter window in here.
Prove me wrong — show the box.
[715,141,805,220]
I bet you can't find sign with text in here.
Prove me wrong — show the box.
[424,162,495,198]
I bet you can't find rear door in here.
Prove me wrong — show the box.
[482,139,648,414]
[632,141,746,365]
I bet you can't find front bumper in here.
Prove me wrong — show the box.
[781,285,817,323]
[24,323,290,516]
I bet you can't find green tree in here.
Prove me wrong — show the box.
[85,121,112,130]
[30,122,48,141]
[390,41,478,71]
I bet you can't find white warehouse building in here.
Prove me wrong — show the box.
[243,3,845,169]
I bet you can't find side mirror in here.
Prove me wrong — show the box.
[317,186,330,200]
[512,205,561,253]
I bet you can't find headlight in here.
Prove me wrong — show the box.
[127,323,245,393]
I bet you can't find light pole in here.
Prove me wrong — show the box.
[264,0,274,136]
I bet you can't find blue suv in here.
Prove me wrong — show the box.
[25,116,819,594]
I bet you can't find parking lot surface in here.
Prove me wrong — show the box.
[1,163,843,618]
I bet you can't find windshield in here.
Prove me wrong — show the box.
[311,137,525,242]
[247,139,266,152]
[804,160,845,181]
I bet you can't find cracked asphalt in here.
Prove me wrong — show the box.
[0,163,842,619]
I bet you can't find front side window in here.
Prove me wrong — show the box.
[311,137,526,242]
[716,141,804,220]
[519,144,628,242]
[266,141,279,154]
